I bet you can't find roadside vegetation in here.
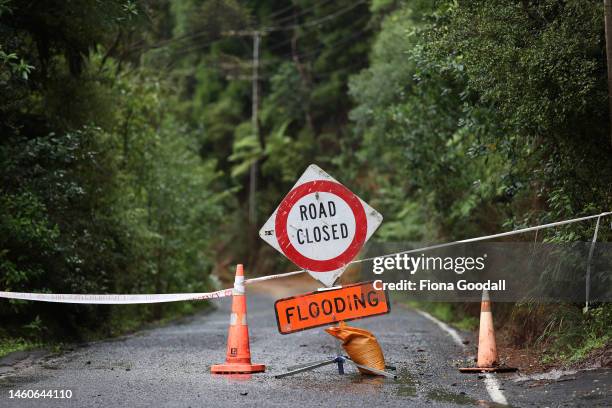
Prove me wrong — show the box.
[0,338,41,359]
[408,301,611,366]
[1,0,610,367]
[519,303,612,365]
[355,0,611,368]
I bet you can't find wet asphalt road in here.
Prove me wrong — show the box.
[0,284,610,407]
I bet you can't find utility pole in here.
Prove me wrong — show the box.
[250,32,260,226]
[605,0,612,147]
[222,30,265,226]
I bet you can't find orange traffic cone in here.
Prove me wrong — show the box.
[459,290,516,373]
[211,264,265,374]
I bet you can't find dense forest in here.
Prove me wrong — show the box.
[1,0,610,361]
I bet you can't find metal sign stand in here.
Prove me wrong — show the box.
[275,324,397,379]
[275,355,397,379]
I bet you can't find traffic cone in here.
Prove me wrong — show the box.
[211,264,266,374]
[459,290,516,373]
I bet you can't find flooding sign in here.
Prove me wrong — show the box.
[274,281,390,334]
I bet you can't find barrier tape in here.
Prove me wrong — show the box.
[0,212,609,305]
[0,288,233,304]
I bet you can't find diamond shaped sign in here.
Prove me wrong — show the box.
[259,164,383,287]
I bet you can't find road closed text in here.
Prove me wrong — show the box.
[295,201,350,244]
[274,281,390,334]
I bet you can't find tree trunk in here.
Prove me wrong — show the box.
[292,11,315,133]
[604,0,612,147]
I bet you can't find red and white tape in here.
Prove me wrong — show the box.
[1,212,609,305]
[0,275,306,305]
[0,288,233,304]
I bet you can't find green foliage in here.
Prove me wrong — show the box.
[350,0,612,241]
[540,304,612,364]
[0,1,223,340]
[0,46,34,79]
[350,0,612,362]
[0,337,42,359]
[165,0,374,258]
[0,0,376,342]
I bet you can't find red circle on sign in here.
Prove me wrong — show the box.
[275,180,367,272]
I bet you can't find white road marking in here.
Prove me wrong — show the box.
[416,310,465,349]
[416,309,509,406]
[484,374,508,405]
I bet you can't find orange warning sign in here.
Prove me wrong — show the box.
[274,281,390,334]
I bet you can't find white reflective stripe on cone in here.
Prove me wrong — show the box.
[233,276,245,294]
[229,313,247,326]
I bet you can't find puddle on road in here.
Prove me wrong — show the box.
[349,374,385,385]
[426,388,478,405]
[279,372,391,395]
[395,368,418,397]
[395,369,481,406]
[0,374,48,389]
[325,373,387,393]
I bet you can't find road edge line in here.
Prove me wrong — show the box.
[415,310,465,349]
[484,373,508,405]
[415,310,509,406]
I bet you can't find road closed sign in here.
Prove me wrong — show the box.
[274,281,390,334]
[259,164,383,286]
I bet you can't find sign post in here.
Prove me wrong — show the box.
[260,164,383,287]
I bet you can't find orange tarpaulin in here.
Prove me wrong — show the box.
[325,322,385,375]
